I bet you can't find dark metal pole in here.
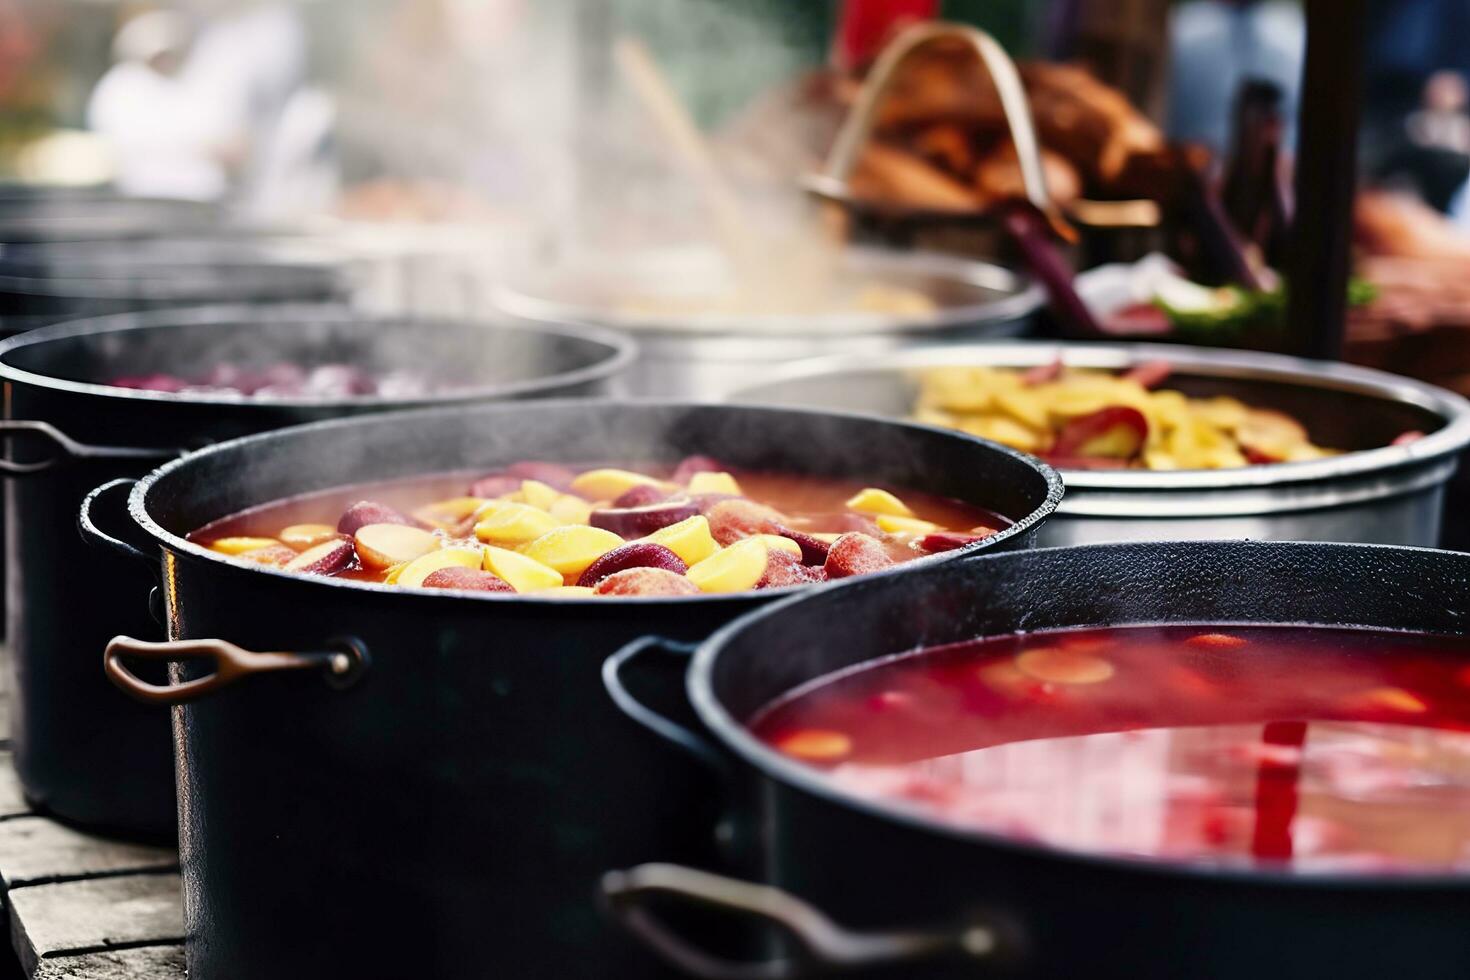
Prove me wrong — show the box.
[1287,0,1368,361]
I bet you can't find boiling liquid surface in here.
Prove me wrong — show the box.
[752,625,1470,873]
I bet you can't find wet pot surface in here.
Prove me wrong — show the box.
[1,306,631,839]
[126,402,1060,980]
[675,541,1470,979]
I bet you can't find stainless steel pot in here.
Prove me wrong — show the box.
[493,247,1042,398]
[729,342,1470,546]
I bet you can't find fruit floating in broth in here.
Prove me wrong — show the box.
[752,624,1470,873]
[191,460,1003,598]
[913,361,1347,470]
[111,362,464,399]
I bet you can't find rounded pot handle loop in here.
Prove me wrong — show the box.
[78,478,152,565]
[104,635,370,706]
[601,864,997,980]
[603,636,728,777]
[0,420,179,477]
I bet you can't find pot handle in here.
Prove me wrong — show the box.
[601,864,999,980]
[603,636,729,777]
[78,478,154,565]
[104,635,370,705]
[0,420,180,476]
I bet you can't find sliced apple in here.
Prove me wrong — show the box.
[395,547,484,589]
[354,524,441,571]
[686,538,769,593]
[473,503,561,545]
[278,524,339,551]
[481,546,564,593]
[1051,405,1148,459]
[210,536,282,556]
[844,488,913,517]
[569,468,668,501]
[520,525,625,576]
[285,538,354,575]
[687,471,743,496]
[421,567,513,593]
[875,514,940,535]
[640,515,720,566]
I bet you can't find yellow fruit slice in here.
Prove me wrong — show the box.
[875,514,940,535]
[354,524,441,571]
[210,536,282,556]
[548,494,592,525]
[687,471,743,496]
[569,468,667,501]
[412,497,484,529]
[687,538,768,593]
[641,515,719,566]
[775,729,852,762]
[481,546,564,593]
[1015,648,1115,685]
[520,525,625,576]
[278,524,338,551]
[540,585,596,599]
[395,548,484,589]
[474,503,561,545]
[752,534,802,557]
[844,488,913,517]
[519,480,560,512]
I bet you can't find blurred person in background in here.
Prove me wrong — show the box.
[86,10,235,199]
[1165,0,1304,154]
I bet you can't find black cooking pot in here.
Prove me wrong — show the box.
[90,402,1060,979]
[0,235,348,336]
[3,304,632,839]
[602,540,1470,980]
[0,193,219,246]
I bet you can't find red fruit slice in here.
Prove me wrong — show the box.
[613,484,669,508]
[593,567,701,597]
[824,532,894,580]
[577,543,688,587]
[337,501,416,536]
[590,500,700,538]
[285,538,354,575]
[774,526,832,565]
[1121,359,1173,389]
[1242,447,1282,465]
[1021,360,1063,386]
[421,567,514,593]
[1051,406,1148,459]
[757,549,827,588]
[918,531,990,554]
[1391,430,1426,447]
[705,499,786,546]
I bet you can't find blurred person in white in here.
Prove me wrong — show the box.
[180,0,314,209]
[86,10,235,199]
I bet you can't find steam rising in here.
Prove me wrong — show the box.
[324,1,831,286]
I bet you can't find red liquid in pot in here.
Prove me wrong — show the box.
[751,625,1470,873]
[189,464,1006,597]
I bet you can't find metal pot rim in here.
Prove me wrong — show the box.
[728,340,1470,491]
[491,247,1045,336]
[686,539,1470,892]
[126,398,1063,606]
[0,302,639,410]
